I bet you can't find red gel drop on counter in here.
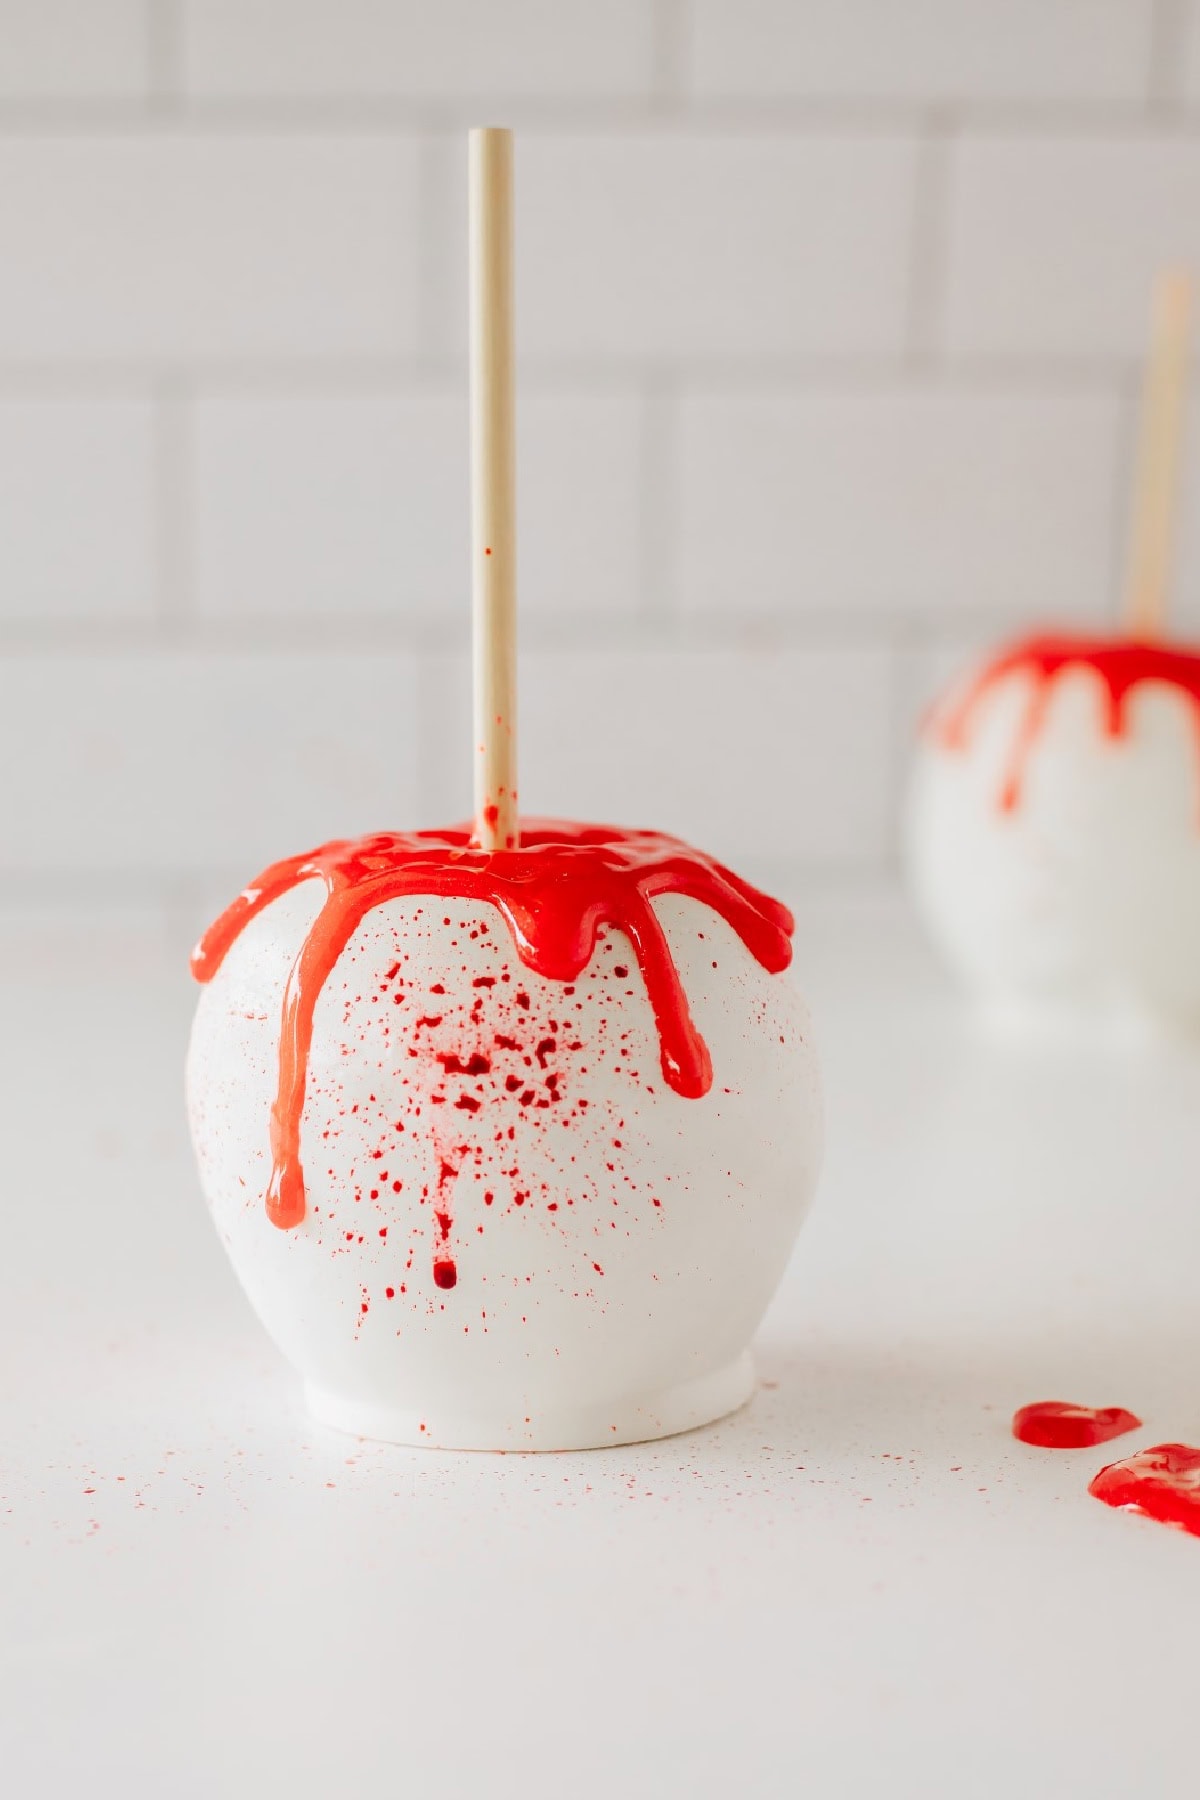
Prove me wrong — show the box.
[192,819,793,1234]
[1089,1443,1200,1537]
[1012,1400,1143,1450]
[934,633,1200,814]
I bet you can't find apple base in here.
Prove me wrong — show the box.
[304,1350,756,1452]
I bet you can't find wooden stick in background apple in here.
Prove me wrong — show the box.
[469,126,519,850]
[1125,268,1194,641]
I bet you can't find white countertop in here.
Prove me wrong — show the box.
[3,890,1199,1798]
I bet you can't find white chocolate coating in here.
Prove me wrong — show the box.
[906,662,1200,1032]
[187,884,823,1448]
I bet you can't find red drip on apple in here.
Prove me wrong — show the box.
[934,633,1200,814]
[192,819,794,1234]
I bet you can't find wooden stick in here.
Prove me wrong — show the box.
[1125,269,1193,640]
[469,127,519,850]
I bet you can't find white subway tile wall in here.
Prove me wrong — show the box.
[0,397,156,622]
[945,137,1200,358]
[0,136,422,360]
[512,134,920,359]
[191,386,647,623]
[181,1,659,101]
[1,0,1197,910]
[0,651,421,875]
[417,645,894,865]
[675,386,1123,621]
[0,0,150,99]
[687,0,1156,104]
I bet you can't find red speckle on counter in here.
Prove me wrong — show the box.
[1089,1443,1200,1537]
[191,820,792,1235]
[934,633,1200,813]
[1012,1400,1142,1450]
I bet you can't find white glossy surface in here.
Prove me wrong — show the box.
[4,892,1200,1797]
[907,662,1200,1030]
[187,888,821,1449]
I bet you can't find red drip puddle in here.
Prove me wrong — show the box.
[1012,1400,1142,1450]
[1089,1443,1200,1538]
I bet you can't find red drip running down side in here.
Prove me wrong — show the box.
[1012,1400,1142,1450]
[934,633,1200,814]
[191,820,794,1231]
[1089,1443,1200,1538]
